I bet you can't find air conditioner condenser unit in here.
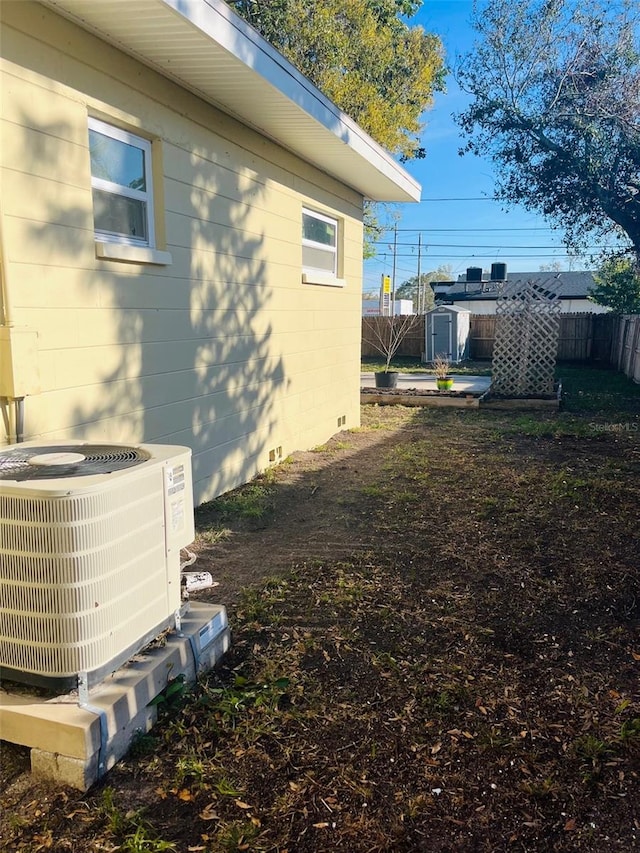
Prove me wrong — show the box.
[0,441,195,690]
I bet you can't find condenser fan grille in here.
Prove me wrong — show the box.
[0,444,152,481]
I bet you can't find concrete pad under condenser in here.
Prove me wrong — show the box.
[0,603,230,791]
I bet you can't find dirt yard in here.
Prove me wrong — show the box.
[1,367,639,852]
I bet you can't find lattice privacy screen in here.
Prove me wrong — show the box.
[491,279,561,396]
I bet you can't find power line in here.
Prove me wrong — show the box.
[372,242,609,250]
[418,197,499,201]
[374,246,582,259]
[369,252,592,260]
[388,227,558,232]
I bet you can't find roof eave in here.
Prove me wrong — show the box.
[40,0,421,203]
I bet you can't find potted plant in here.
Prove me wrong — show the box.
[362,314,420,388]
[433,354,454,391]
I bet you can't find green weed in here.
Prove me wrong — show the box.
[389,489,420,505]
[214,777,243,798]
[129,730,158,758]
[196,526,232,545]
[100,787,130,835]
[236,580,288,622]
[372,652,399,672]
[174,753,208,788]
[200,675,291,728]
[572,734,611,781]
[521,777,560,799]
[209,483,274,520]
[121,825,176,852]
[619,717,640,749]
[100,788,176,851]
[215,820,260,852]
[148,675,187,715]
[360,484,386,498]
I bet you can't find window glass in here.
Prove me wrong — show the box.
[89,130,147,191]
[303,212,336,248]
[88,118,154,247]
[302,208,338,276]
[302,245,336,273]
[92,189,148,242]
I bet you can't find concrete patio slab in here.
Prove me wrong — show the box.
[361,372,492,394]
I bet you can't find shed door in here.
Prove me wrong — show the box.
[431,313,452,359]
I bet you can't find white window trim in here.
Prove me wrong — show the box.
[302,271,345,287]
[302,207,339,280]
[95,242,172,266]
[88,117,156,248]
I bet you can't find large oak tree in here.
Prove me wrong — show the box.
[590,257,640,314]
[456,0,640,265]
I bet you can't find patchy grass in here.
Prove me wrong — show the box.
[560,364,640,415]
[1,365,639,853]
[197,480,277,529]
[361,355,492,375]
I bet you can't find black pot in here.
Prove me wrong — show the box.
[375,371,399,389]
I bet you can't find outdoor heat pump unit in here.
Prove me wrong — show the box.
[0,441,195,690]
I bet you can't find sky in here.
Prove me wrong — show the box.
[363,0,596,294]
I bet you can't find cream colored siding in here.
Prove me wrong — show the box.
[1,2,364,503]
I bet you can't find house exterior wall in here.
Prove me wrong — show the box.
[0,2,365,504]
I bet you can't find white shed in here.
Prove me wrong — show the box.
[424,305,471,363]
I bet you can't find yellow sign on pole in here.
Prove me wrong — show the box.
[383,275,391,294]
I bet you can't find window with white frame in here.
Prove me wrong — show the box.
[302,208,338,276]
[88,118,155,247]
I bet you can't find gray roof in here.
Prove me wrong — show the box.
[436,271,596,301]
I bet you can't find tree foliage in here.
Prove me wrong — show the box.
[589,256,640,314]
[456,0,640,263]
[228,0,445,161]
[396,266,453,310]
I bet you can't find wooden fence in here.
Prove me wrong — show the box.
[468,316,494,360]
[362,312,626,365]
[613,315,640,383]
[361,315,425,359]
[468,313,621,362]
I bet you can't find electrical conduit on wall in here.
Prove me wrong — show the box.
[0,194,35,443]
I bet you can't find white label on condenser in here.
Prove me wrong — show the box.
[166,463,186,496]
[165,464,186,533]
[170,498,184,533]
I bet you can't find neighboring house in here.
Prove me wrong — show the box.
[432,267,610,315]
[0,0,420,504]
[362,299,414,316]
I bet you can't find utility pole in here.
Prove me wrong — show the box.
[416,233,422,314]
[390,223,397,317]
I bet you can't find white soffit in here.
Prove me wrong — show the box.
[40,0,422,202]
